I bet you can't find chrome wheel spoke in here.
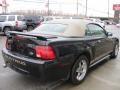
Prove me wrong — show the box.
[76,59,87,81]
[115,45,119,56]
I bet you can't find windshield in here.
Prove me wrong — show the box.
[0,16,7,22]
[31,23,67,35]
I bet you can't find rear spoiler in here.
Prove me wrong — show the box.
[7,31,48,41]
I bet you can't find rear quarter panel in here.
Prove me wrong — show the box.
[46,36,118,79]
[47,38,93,79]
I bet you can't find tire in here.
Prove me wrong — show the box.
[4,27,11,36]
[70,55,88,84]
[110,43,119,58]
[27,26,34,31]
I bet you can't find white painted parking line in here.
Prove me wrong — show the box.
[91,74,120,88]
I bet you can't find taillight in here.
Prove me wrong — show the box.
[16,21,18,27]
[37,21,41,25]
[6,39,12,49]
[35,45,56,60]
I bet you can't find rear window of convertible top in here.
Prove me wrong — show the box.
[31,23,67,35]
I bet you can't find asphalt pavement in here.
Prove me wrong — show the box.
[0,25,120,90]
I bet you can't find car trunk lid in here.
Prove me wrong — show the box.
[6,31,57,59]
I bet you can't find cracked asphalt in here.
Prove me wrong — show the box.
[0,25,120,90]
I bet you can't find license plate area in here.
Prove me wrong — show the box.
[4,54,28,70]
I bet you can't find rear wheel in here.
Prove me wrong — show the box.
[70,55,88,84]
[110,43,119,58]
[4,27,11,36]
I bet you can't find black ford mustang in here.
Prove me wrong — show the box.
[2,19,119,84]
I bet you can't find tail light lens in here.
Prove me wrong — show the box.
[37,21,41,25]
[26,22,28,26]
[16,21,18,27]
[6,39,12,49]
[35,46,56,60]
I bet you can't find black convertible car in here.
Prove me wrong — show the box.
[2,19,119,84]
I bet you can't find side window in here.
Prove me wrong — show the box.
[85,29,91,36]
[8,16,15,21]
[17,16,24,21]
[86,24,106,37]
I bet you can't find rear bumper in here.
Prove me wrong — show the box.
[14,26,27,31]
[0,26,27,32]
[2,48,45,78]
[2,48,68,81]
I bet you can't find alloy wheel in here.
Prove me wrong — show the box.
[76,59,87,81]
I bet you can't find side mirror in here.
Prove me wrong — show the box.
[107,32,113,36]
